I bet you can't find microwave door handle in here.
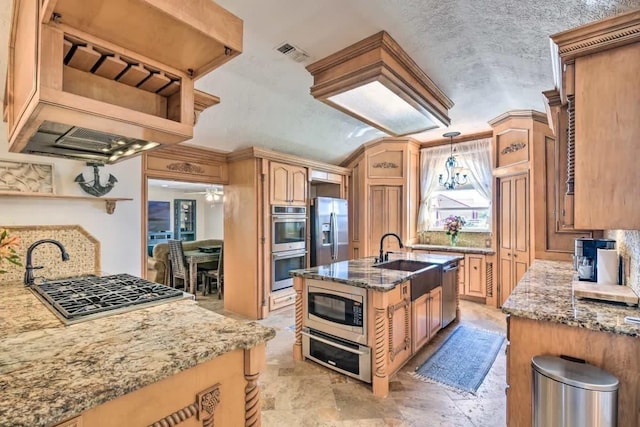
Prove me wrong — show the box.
[300,330,367,355]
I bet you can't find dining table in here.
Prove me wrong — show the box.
[183,246,221,296]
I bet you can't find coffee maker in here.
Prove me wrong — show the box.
[574,238,616,282]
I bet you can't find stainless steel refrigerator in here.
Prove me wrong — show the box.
[310,197,349,266]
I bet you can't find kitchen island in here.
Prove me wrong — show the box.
[0,280,276,427]
[502,260,640,427]
[290,251,461,397]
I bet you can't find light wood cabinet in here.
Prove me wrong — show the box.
[386,281,412,376]
[269,161,307,206]
[370,186,403,256]
[343,138,420,258]
[498,173,530,306]
[549,10,640,230]
[464,254,486,298]
[411,286,442,353]
[225,147,349,319]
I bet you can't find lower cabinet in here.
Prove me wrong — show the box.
[464,254,486,299]
[269,287,296,311]
[386,281,412,375]
[412,286,442,353]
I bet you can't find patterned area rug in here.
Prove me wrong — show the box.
[413,325,505,394]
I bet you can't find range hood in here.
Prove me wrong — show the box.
[5,0,240,163]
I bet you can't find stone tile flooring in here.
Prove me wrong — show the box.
[197,296,507,427]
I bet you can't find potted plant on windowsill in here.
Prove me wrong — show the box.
[444,215,466,246]
[0,229,22,274]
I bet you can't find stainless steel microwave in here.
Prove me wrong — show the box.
[305,279,367,345]
[272,206,306,252]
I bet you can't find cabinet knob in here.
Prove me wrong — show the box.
[514,253,518,258]
[473,266,478,270]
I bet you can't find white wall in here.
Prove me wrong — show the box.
[0,122,143,276]
[147,185,224,240]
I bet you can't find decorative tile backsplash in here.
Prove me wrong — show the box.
[605,229,640,295]
[419,231,491,248]
[0,225,100,283]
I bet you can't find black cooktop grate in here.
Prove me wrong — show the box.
[31,274,185,321]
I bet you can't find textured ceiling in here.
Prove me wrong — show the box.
[0,1,637,165]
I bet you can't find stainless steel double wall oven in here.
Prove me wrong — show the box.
[271,205,307,292]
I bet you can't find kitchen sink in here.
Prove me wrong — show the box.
[373,259,442,300]
[372,259,437,272]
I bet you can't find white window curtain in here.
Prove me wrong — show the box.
[417,138,492,232]
[417,145,453,232]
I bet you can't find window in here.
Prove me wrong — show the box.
[427,184,491,232]
[417,138,492,233]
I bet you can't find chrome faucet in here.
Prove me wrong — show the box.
[24,239,70,285]
[378,233,404,263]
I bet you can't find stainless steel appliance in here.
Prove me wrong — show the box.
[574,238,616,282]
[302,327,372,383]
[29,274,186,324]
[272,249,306,291]
[310,197,349,266]
[305,280,367,344]
[272,206,307,252]
[441,261,459,327]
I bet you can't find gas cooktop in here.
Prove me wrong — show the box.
[30,274,188,324]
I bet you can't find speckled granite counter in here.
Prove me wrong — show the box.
[0,281,276,427]
[290,252,461,292]
[502,259,640,337]
[408,243,495,255]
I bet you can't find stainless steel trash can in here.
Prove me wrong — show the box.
[532,355,618,427]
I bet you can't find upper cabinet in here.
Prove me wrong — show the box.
[342,138,420,259]
[5,0,242,164]
[269,161,307,206]
[547,10,640,230]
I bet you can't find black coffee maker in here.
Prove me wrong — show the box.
[574,238,616,282]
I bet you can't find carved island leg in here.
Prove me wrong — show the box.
[372,290,389,398]
[292,276,303,361]
[245,343,266,427]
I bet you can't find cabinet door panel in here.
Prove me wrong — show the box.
[385,186,403,251]
[428,287,442,338]
[270,162,290,205]
[513,175,528,255]
[369,186,386,257]
[500,257,513,306]
[289,165,307,206]
[466,255,485,298]
[412,294,429,353]
[500,178,512,252]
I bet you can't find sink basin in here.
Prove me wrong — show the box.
[372,259,437,272]
[373,259,442,300]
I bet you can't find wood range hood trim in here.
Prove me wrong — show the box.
[5,0,239,164]
[306,31,453,137]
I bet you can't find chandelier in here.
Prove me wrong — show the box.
[439,131,468,190]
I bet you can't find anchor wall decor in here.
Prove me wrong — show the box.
[75,163,118,197]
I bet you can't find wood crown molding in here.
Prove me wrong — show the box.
[418,130,494,149]
[488,110,548,127]
[226,146,351,176]
[145,143,228,164]
[193,90,220,123]
[550,9,640,60]
[339,136,420,167]
[542,89,561,107]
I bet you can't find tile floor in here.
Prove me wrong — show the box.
[197,296,507,427]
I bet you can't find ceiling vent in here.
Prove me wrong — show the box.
[275,42,310,63]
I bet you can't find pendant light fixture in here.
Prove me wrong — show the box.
[439,131,468,190]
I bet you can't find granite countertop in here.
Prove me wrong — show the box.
[502,259,640,337]
[0,281,276,427]
[290,252,462,292]
[407,243,495,255]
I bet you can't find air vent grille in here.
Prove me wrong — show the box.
[275,42,310,63]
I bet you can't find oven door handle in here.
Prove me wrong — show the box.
[273,251,307,260]
[301,330,367,355]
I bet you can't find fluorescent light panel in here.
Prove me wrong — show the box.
[328,81,440,135]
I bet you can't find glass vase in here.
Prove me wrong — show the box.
[450,234,459,246]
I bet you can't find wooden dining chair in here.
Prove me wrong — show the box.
[167,240,190,292]
[203,246,224,299]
